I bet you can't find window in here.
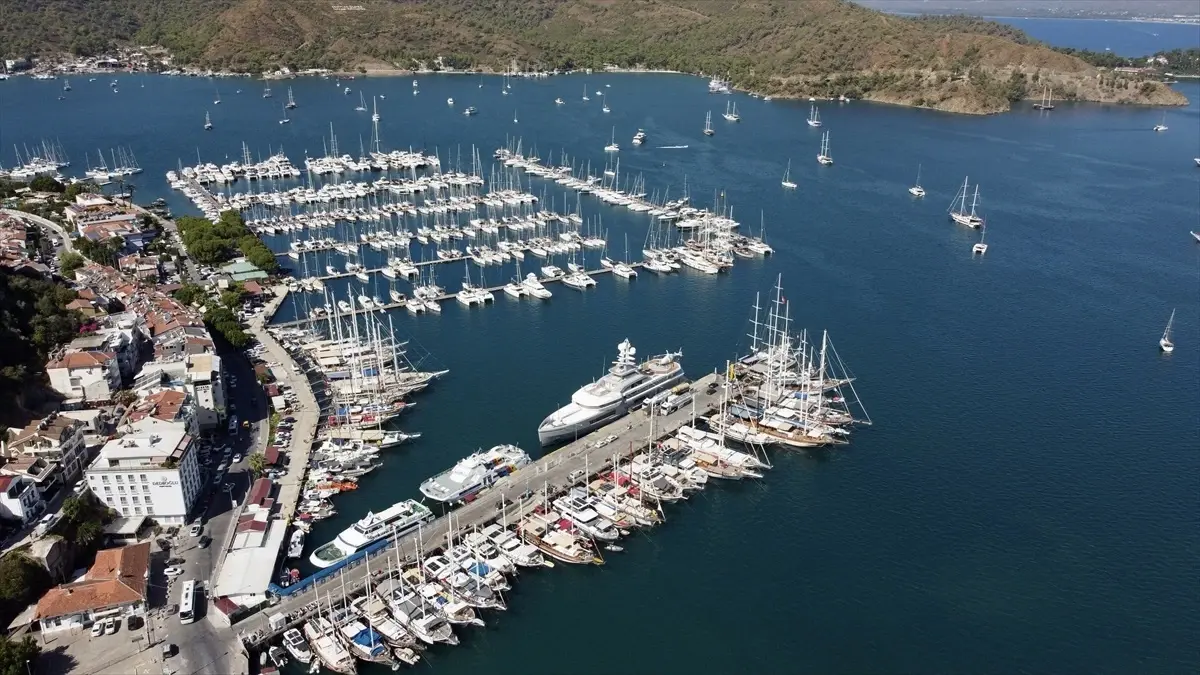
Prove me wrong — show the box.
[127,475,135,483]
[133,507,142,515]
[120,507,130,517]
[139,474,148,482]
[117,485,125,494]
[142,484,150,493]
[101,475,110,484]
[104,485,112,493]
[146,506,154,515]
[119,497,127,505]
[132,496,140,504]
[115,475,123,483]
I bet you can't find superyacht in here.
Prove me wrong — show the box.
[310,500,433,568]
[538,339,684,445]
[419,444,531,503]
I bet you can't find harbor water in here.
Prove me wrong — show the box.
[2,53,1197,675]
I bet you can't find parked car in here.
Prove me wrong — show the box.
[103,617,117,635]
[197,535,212,549]
[188,524,202,537]
[164,566,184,577]
[91,622,104,637]
[567,469,586,483]
[216,462,227,473]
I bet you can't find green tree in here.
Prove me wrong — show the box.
[60,495,84,524]
[248,452,267,478]
[0,554,49,606]
[57,250,85,279]
[64,182,97,200]
[76,520,103,548]
[27,176,64,193]
[173,283,207,306]
[0,635,41,675]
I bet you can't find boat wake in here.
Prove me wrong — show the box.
[656,145,689,149]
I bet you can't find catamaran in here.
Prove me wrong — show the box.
[817,131,833,165]
[781,159,797,189]
[703,111,715,136]
[538,339,684,445]
[807,104,822,127]
[1160,309,1175,353]
[604,127,619,153]
[973,219,989,255]
[949,176,984,228]
[909,164,925,197]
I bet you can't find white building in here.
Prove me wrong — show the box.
[36,542,149,634]
[86,427,201,525]
[131,353,227,434]
[5,413,88,486]
[0,475,45,523]
[46,350,121,405]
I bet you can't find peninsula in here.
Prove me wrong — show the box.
[0,0,1186,114]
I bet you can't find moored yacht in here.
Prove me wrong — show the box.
[310,500,433,568]
[282,627,312,665]
[538,339,684,445]
[419,444,531,503]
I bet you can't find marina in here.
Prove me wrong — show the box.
[2,66,1196,675]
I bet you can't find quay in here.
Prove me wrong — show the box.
[235,369,724,650]
[270,264,639,328]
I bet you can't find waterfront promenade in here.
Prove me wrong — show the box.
[235,369,723,650]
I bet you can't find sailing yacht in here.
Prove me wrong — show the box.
[722,100,740,122]
[816,131,833,165]
[262,82,272,98]
[1032,85,1055,110]
[213,86,221,104]
[601,93,610,113]
[555,97,565,105]
[279,105,290,125]
[703,111,715,136]
[972,219,989,255]
[909,164,925,197]
[582,85,590,101]
[538,339,684,445]
[1159,309,1175,353]
[286,86,297,109]
[1153,113,1168,132]
[355,92,367,112]
[781,160,797,189]
[604,127,619,153]
[948,176,984,228]
[806,104,822,127]
[203,111,213,131]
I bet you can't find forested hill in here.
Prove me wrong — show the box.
[0,0,1186,114]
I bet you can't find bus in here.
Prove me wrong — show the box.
[179,580,196,625]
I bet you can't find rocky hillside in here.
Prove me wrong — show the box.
[1,0,1186,114]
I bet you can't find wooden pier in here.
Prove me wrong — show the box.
[236,370,723,651]
[270,264,641,328]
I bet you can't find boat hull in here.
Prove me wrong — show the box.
[537,370,685,446]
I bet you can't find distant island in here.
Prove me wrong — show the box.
[0,0,1187,115]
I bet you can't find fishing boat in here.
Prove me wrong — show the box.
[1032,85,1055,110]
[203,111,212,131]
[419,445,531,503]
[282,628,312,665]
[817,131,833,165]
[309,500,433,568]
[722,100,740,122]
[909,164,926,197]
[948,176,984,228]
[781,159,797,189]
[703,111,715,136]
[806,104,821,127]
[1160,309,1175,353]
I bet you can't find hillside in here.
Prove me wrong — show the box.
[0,0,1186,114]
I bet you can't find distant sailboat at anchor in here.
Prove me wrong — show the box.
[909,164,925,197]
[781,160,797,189]
[1159,309,1175,353]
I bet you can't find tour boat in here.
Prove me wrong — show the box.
[949,176,984,228]
[722,100,740,122]
[703,111,714,136]
[309,501,433,568]
[817,131,833,165]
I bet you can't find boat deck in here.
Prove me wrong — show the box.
[237,369,723,651]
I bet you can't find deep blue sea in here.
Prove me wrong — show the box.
[2,22,1198,675]
[992,16,1200,56]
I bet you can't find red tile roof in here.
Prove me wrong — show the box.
[46,351,115,369]
[35,543,150,620]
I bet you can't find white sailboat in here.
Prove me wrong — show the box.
[286,87,297,109]
[513,109,518,124]
[722,100,740,122]
[781,160,797,189]
[909,164,925,197]
[213,86,221,105]
[806,104,822,127]
[703,111,714,136]
[262,82,272,98]
[555,97,565,105]
[949,176,984,228]
[355,91,367,112]
[602,93,610,113]
[972,219,988,255]
[1032,85,1055,110]
[204,111,213,131]
[582,85,590,102]
[604,127,619,153]
[279,105,290,125]
[816,131,833,165]
[1159,309,1175,353]
[1153,113,1168,132]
